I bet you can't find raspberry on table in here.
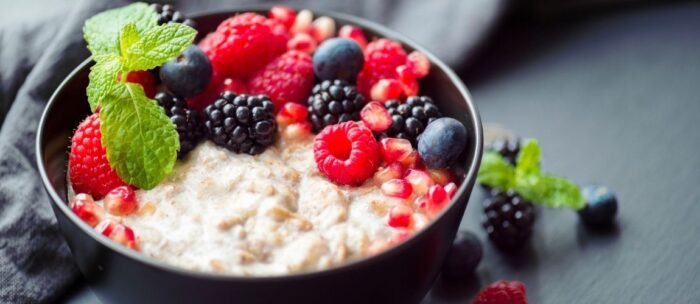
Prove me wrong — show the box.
[357,38,408,98]
[155,92,205,159]
[69,113,129,199]
[307,80,365,133]
[473,280,528,304]
[248,50,314,113]
[313,121,381,185]
[203,91,277,155]
[377,96,441,146]
[151,3,196,28]
[482,190,535,250]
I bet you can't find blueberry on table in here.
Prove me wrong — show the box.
[160,44,212,98]
[417,117,467,169]
[578,185,618,228]
[313,38,364,83]
[442,230,483,278]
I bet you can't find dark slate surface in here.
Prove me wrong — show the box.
[59,1,700,303]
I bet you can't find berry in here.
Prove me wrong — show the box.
[338,25,368,50]
[203,92,277,155]
[404,169,435,196]
[307,80,366,133]
[198,13,286,80]
[578,185,618,228]
[379,96,442,146]
[442,230,483,278]
[186,71,248,112]
[287,33,317,54]
[418,117,468,169]
[277,102,309,126]
[357,38,407,98]
[473,280,528,304]
[313,38,364,83]
[311,16,336,42]
[104,186,138,216]
[374,162,404,184]
[248,50,314,112]
[489,138,521,165]
[360,101,391,131]
[268,6,296,29]
[155,92,205,158]
[313,121,380,185]
[482,190,535,250]
[70,194,103,227]
[160,44,212,97]
[388,204,413,228]
[379,138,413,163]
[119,71,156,99]
[151,3,196,28]
[69,113,128,199]
[381,179,413,199]
[220,78,248,94]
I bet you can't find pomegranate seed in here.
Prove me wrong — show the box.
[284,121,312,139]
[428,168,454,185]
[268,6,296,29]
[388,204,413,228]
[360,101,392,131]
[445,182,458,199]
[338,25,368,49]
[95,219,116,236]
[104,186,138,216]
[276,102,309,126]
[287,32,317,54]
[379,138,413,163]
[391,228,412,244]
[381,179,413,199]
[374,162,404,184]
[291,9,313,34]
[404,169,435,196]
[398,150,421,168]
[426,184,450,217]
[396,66,420,96]
[110,223,139,250]
[414,195,429,209]
[311,16,336,42]
[70,193,103,227]
[412,213,429,231]
[406,51,431,78]
[370,79,403,101]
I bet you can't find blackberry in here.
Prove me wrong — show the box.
[203,92,277,155]
[307,80,365,133]
[151,3,196,28]
[489,138,520,165]
[482,190,535,250]
[379,96,441,146]
[155,92,204,159]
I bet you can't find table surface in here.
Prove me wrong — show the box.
[60,1,700,303]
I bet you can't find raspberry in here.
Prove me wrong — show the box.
[198,13,286,80]
[357,39,408,98]
[69,113,128,199]
[473,280,528,304]
[248,50,314,113]
[313,121,380,185]
[187,70,248,112]
[118,71,156,99]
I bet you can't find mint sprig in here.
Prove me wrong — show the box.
[81,3,197,189]
[477,139,586,210]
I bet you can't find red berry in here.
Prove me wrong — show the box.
[338,25,368,49]
[187,71,247,112]
[311,16,336,42]
[284,121,312,139]
[381,179,413,199]
[268,6,296,29]
[277,102,309,125]
[445,182,458,199]
[198,13,287,80]
[70,193,103,227]
[404,169,434,196]
[379,138,413,163]
[287,33,317,54]
[388,204,413,228]
[370,79,403,101]
[95,219,115,236]
[104,186,138,216]
[358,38,408,98]
[473,280,528,304]
[313,121,381,185]
[109,223,139,251]
[248,50,314,112]
[406,51,431,78]
[120,71,156,99]
[290,9,313,34]
[374,162,404,184]
[69,113,128,199]
[220,77,248,94]
[361,101,392,131]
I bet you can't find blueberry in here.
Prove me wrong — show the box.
[313,38,364,83]
[578,185,618,228]
[417,117,468,169]
[441,230,483,278]
[160,44,212,97]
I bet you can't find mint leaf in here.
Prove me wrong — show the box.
[124,23,196,71]
[83,3,158,58]
[515,139,541,177]
[516,174,585,210]
[477,151,516,190]
[119,23,140,57]
[86,55,121,111]
[100,83,179,189]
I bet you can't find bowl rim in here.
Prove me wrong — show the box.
[35,6,483,282]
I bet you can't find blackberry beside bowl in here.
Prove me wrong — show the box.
[36,8,482,304]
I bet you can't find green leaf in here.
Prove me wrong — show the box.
[100,83,179,189]
[83,2,158,58]
[119,23,140,57]
[515,139,541,177]
[516,174,585,210]
[86,55,121,112]
[124,23,196,71]
[477,151,516,190]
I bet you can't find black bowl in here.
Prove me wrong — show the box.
[36,8,482,304]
